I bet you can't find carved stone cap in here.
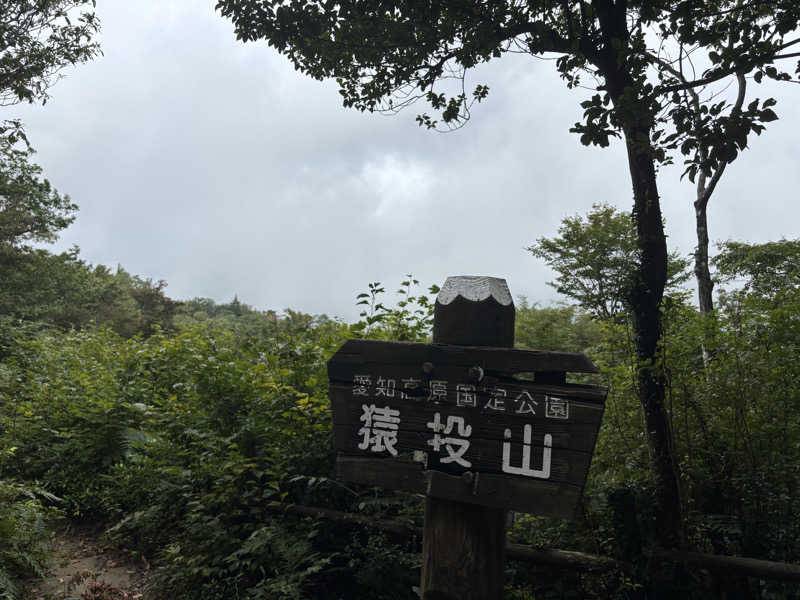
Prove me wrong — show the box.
[436,276,513,307]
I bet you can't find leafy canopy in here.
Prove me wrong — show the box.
[217,0,800,174]
[0,141,77,250]
[528,203,691,320]
[714,238,800,302]
[1,0,100,141]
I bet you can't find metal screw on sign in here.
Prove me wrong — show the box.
[468,365,484,382]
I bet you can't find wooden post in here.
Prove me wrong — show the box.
[328,275,608,596]
[420,276,514,600]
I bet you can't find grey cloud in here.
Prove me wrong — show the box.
[11,0,800,320]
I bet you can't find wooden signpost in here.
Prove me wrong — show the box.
[328,276,607,599]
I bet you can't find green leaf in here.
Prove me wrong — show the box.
[760,108,778,122]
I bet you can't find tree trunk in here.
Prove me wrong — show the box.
[695,195,714,367]
[692,72,745,317]
[622,122,684,550]
[575,0,684,554]
[596,0,684,541]
[694,197,714,315]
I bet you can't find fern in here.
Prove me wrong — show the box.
[0,480,55,599]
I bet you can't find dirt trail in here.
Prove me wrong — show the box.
[26,523,152,600]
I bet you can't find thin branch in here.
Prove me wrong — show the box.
[773,51,800,60]
[657,37,800,94]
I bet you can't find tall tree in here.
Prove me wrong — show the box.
[0,141,76,250]
[633,0,800,318]
[217,0,800,550]
[672,72,748,316]
[529,203,691,320]
[657,60,787,315]
[1,0,100,141]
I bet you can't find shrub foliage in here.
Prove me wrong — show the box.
[1,269,799,598]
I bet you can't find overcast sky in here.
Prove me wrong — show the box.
[12,1,800,321]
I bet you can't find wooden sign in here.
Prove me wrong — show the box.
[328,338,607,519]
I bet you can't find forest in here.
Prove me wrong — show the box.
[3,160,800,598]
[3,1,800,599]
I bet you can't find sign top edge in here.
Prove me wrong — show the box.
[331,339,601,374]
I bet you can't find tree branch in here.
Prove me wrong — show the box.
[656,37,800,95]
[773,51,800,60]
[697,71,747,208]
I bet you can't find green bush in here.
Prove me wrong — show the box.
[0,317,416,598]
[0,479,57,600]
[2,270,800,598]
